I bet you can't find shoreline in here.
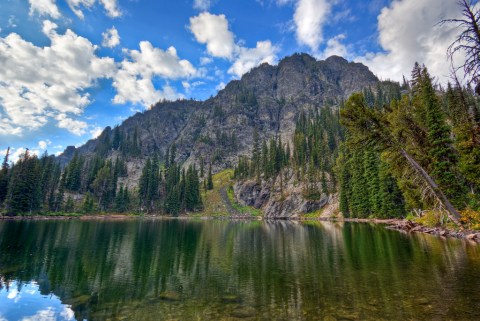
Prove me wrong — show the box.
[1,214,479,243]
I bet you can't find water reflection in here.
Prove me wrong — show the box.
[0,219,479,320]
[0,281,75,320]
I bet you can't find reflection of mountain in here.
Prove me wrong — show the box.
[0,220,479,320]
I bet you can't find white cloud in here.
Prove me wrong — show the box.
[66,0,122,19]
[7,288,19,300]
[8,15,17,28]
[60,307,75,320]
[189,12,278,77]
[42,20,58,35]
[99,0,122,18]
[216,81,226,91]
[228,40,278,77]
[0,21,115,136]
[189,12,236,59]
[28,0,122,19]
[193,0,212,11]
[21,307,56,321]
[38,139,52,150]
[102,26,120,48]
[357,0,463,82]
[28,0,61,19]
[293,0,331,52]
[182,80,205,94]
[10,148,26,163]
[319,34,349,59]
[113,42,196,106]
[200,56,213,65]
[182,81,191,90]
[56,114,88,135]
[90,126,103,138]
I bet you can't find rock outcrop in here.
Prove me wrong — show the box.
[233,168,331,218]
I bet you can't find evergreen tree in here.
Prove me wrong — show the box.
[337,148,351,217]
[378,161,406,218]
[0,147,11,204]
[420,68,466,207]
[207,164,214,190]
[5,150,41,215]
[82,192,95,213]
[350,151,370,217]
[64,196,75,212]
[54,171,66,212]
[364,149,381,214]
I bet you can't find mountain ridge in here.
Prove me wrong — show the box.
[58,53,378,171]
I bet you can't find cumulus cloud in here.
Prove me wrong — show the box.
[38,139,52,150]
[90,126,103,138]
[56,114,88,135]
[21,307,57,321]
[193,0,212,11]
[113,42,196,106]
[189,12,236,59]
[28,0,122,19]
[216,81,226,91]
[189,12,278,77]
[228,40,278,77]
[28,0,61,19]
[0,20,116,136]
[8,148,27,164]
[102,26,120,48]
[357,0,464,82]
[200,56,213,65]
[293,0,331,52]
[66,0,122,19]
[319,34,349,59]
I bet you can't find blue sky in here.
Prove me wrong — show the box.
[0,0,464,161]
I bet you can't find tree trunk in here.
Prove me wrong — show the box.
[399,149,462,226]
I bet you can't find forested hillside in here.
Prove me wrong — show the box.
[339,64,480,226]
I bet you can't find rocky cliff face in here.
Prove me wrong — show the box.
[233,169,331,219]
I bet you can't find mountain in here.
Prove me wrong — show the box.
[60,54,378,173]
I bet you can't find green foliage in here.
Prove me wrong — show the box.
[207,164,214,190]
[82,192,95,213]
[339,63,480,224]
[4,150,42,214]
[0,147,11,204]
[226,185,262,216]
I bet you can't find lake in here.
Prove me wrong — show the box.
[0,219,479,320]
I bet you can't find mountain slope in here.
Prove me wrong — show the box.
[60,54,378,172]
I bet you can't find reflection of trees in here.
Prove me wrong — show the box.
[0,220,479,320]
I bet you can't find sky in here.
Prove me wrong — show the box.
[0,0,466,162]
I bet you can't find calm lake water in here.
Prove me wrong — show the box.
[0,219,479,321]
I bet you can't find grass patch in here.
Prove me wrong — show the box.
[414,209,470,230]
[201,169,234,217]
[226,186,262,217]
[43,211,83,217]
[300,207,325,219]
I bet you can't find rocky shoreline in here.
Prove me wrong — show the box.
[316,217,480,242]
[383,219,480,242]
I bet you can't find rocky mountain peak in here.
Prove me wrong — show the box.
[59,53,379,170]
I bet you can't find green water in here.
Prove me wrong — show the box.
[0,219,479,320]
